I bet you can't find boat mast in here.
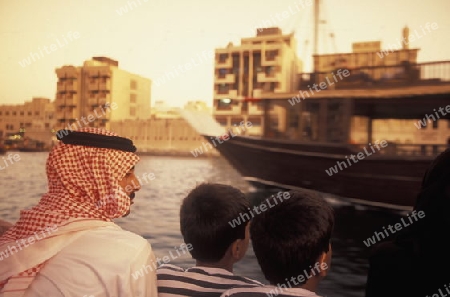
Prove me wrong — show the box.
[313,0,320,57]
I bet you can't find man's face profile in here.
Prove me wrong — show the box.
[118,167,141,216]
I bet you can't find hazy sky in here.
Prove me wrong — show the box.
[1,0,449,107]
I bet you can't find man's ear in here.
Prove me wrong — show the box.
[230,239,243,261]
[318,244,331,277]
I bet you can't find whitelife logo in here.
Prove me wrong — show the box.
[18,31,80,68]
[0,153,21,171]
[377,22,439,58]
[249,0,313,35]
[0,225,58,261]
[414,104,450,129]
[190,121,252,157]
[288,69,350,106]
[154,50,214,87]
[325,140,388,176]
[228,191,290,228]
[131,243,193,280]
[266,262,329,297]
[363,210,425,247]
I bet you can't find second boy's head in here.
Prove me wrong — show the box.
[251,189,334,287]
[180,183,250,269]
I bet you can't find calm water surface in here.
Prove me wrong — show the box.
[0,152,405,297]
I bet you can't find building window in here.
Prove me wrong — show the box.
[35,111,40,116]
[0,111,2,116]
[432,120,438,129]
[218,84,229,94]
[231,118,244,126]
[130,107,136,116]
[215,117,228,126]
[217,99,232,110]
[12,111,16,116]
[265,66,275,77]
[20,111,24,116]
[28,111,32,116]
[130,80,137,90]
[270,82,277,91]
[219,54,227,63]
[266,50,278,61]
[218,68,227,78]
[5,111,9,116]
[130,93,137,103]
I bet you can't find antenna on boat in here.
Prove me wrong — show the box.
[313,0,320,56]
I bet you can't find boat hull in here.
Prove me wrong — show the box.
[208,136,434,210]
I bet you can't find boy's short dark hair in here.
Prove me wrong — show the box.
[250,189,334,285]
[180,183,249,263]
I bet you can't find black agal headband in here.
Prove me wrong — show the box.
[56,130,137,153]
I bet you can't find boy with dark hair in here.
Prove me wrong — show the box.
[222,189,334,297]
[157,183,262,297]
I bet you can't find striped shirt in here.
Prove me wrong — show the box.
[221,286,322,297]
[157,264,263,297]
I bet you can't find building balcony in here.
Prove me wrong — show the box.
[261,56,281,67]
[214,89,238,99]
[215,74,235,84]
[87,81,99,90]
[56,109,78,120]
[63,98,77,107]
[257,72,281,82]
[98,97,111,108]
[57,81,77,92]
[252,89,262,98]
[66,81,78,92]
[56,97,77,108]
[248,102,263,115]
[88,97,99,106]
[99,81,111,91]
[99,69,111,77]
[213,103,243,116]
[56,67,78,79]
[215,59,233,68]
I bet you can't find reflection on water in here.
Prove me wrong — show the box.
[0,152,405,297]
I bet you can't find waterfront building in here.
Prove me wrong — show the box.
[0,97,55,146]
[213,27,302,136]
[55,56,151,131]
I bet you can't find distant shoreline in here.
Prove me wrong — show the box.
[2,149,220,158]
[136,151,220,158]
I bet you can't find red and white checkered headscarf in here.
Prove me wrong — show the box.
[0,127,139,293]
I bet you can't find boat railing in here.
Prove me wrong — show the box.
[299,60,450,90]
[350,143,449,157]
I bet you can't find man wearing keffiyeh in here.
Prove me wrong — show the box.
[0,128,157,297]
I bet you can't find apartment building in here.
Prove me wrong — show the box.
[55,57,151,131]
[0,97,55,145]
[213,27,302,136]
